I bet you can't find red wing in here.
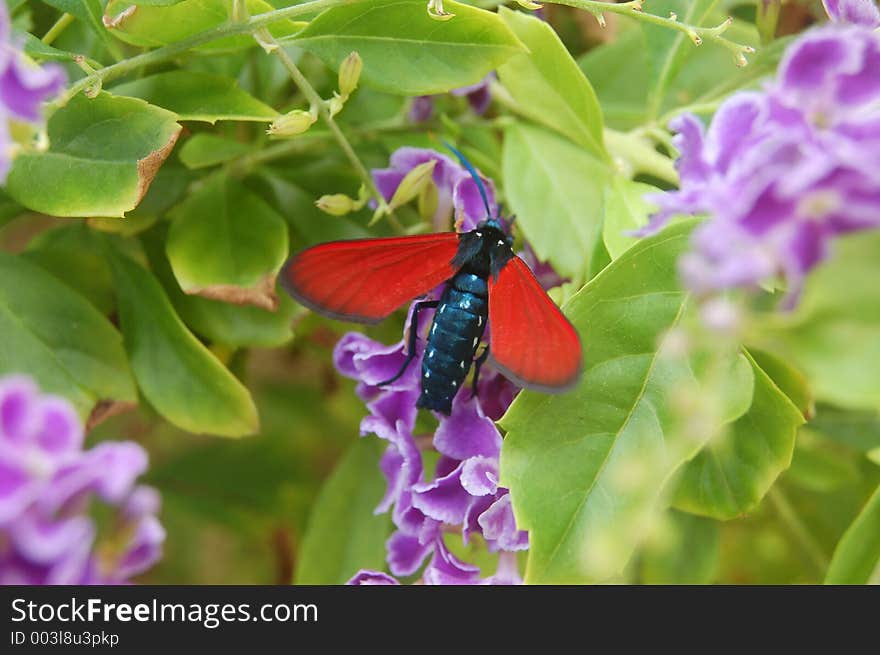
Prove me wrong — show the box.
[488,256,582,391]
[281,233,460,323]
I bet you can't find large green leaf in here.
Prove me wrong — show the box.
[672,352,804,520]
[112,71,278,123]
[143,230,297,349]
[502,123,609,280]
[296,438,391,584]
[501,221,707,583]
[759,232,880,412]
[496,7,606,159]
[810,405,880,453]
[6,93,181,218]
[106,243,259,437]
[290,0,523,95]
[166,175,288,311]
[825,484,880,584]
[0,252,136,415]
[103,0,300,50]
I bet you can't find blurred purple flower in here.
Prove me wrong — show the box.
[0,4,66,182]
[408,74,494,124]
[822,0,880,26]
[641,25,880,306]
[0,376,163,585]
[373,147,498,231]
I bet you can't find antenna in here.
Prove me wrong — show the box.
[442,140,492,219]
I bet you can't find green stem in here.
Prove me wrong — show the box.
[42,12,75,45]
[53,0,357,107]
[542,0,755,66]
[768,486,830,577]
[255,29,396,228]
[604,128,678,185]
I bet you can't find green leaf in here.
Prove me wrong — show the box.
[42,0,121,58]
[496,7,606,159]
[500,221,702,583]
[296,438,391,584]
[502,122,609,279]
[602,176,660,259]
[760,232,880,412]
[112,71,278,123]
[825,484,880,584]
[166,175,288,311]
[672,352,804,520]
[0,251,136,415]
[747,348,813,417]
[104,0,301,50]
[143,230,297,349]
[106,243,259,437]
[290,0,523,95]
[640,510,719,584]
[6,93,181,218]
[178,134,252,169]
[22,34,100,66]
[24,223,116,315]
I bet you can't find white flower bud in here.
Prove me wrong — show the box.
[267,109,316,137]
[338,52,363,97]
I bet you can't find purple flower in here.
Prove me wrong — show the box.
[0,376,163,584]
[408,74,494,124]
[373,147,498,231]
[642,25,880,306]
[0,4,66,182]
[822,0,880,26]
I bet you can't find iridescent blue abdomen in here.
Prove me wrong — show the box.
[417,271,488,414]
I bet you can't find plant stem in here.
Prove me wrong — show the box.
[604,128,678,184]
[543,0,755,66]
[254,29,396,227]
[42,12,75,45]
[53,0,356,107]
[768,486,830,578]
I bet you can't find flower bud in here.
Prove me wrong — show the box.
[388,160,436,211]
[267,109,315,137]
[315,193,357,216]
[338,52,363,97]
[328,93,345,118]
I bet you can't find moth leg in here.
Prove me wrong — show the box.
[471,345,490,397]
[376,300,439,387]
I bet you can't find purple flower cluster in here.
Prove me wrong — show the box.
[373,147,498,232]
[0,377,164,584]
[643,24,880,306]
[343,149,543,584]
[0,4,66,182]
[409,75,493,123]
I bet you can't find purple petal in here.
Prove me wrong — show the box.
[705,92,766,173]
[113,515,165,581]
[482,551,523,585]
[11,514,95,565]
[33,397,83,457]
[408,96,435,123]
[0,56,66,123]
[822,0,880,26]
[347,570,400,585]
[0,376,38,446]
[411,463,472,524]
[386,530,434,576]
[478,494,529,551]
[459,456,498,496]
[0,453,35,524]
[422,539,481,585]
[433,392,502,460]
[778,29,862,96]
[669,113,711,184]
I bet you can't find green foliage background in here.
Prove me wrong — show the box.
[1,0,878,584]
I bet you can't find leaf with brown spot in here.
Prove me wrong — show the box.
[6,93,181,218]
[187,273,280,312]
[166,175,289,310]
